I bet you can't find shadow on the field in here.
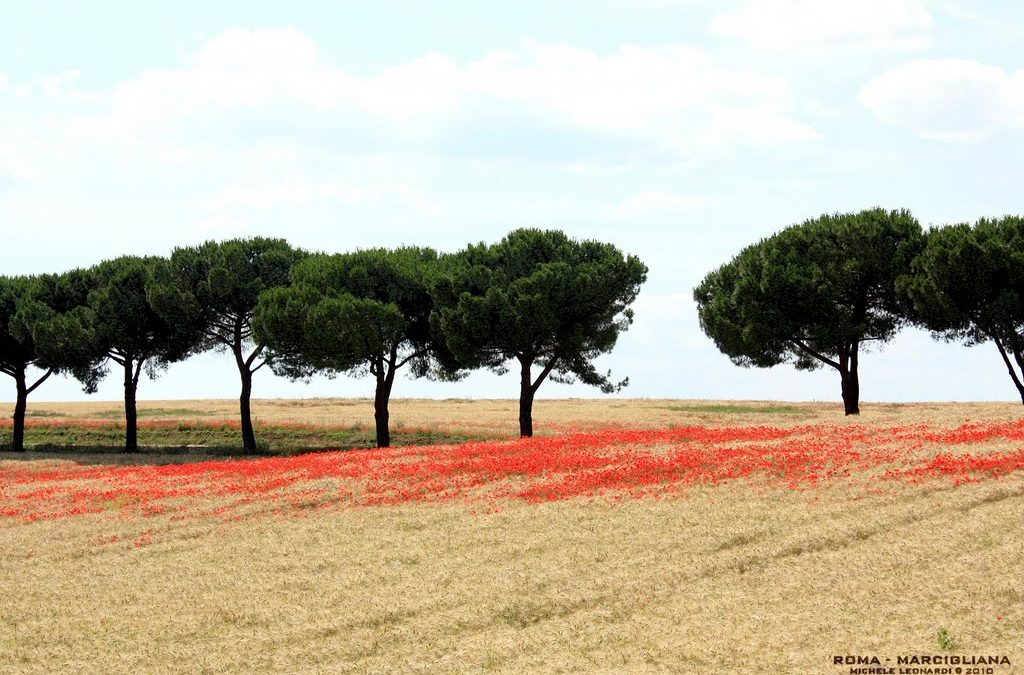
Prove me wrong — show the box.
[0,427,493,466]
[0,446,274,466]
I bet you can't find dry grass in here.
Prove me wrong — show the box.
[9,397,1024,432]
[2,399,1023,673]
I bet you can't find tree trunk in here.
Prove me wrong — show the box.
[992,337,1024,405]
[839,345,860,416]
[519,357,535,437]
[373,359,396,448]
[11,368,27,452]
[239,367,256,454]
[123,360,139,453]
[840,370,860,416]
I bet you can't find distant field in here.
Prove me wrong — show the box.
[2,400,1022,673]
[6,397,1024,454]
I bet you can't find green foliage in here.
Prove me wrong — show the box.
[435,228,648,393]
[0,276,33,376]
[694,208,923,372]
[898,216,1024,399]
[152,237,306,356]
[254,247,461,382]
[936,627,957,651]
[1,271,98,386]
[87,407,212,420]
[900,216,1024,346]
[0,271,100,450]
[151,237,306,451]
[8,420,481,454]
[660,403,800,414]
[84,255,201,384]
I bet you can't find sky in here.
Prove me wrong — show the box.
[2,0,1024,404]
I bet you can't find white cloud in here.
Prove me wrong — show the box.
[859,59,1024,141]
[91,28,351,134]
[37,70,101,104]
[627,291,708,351]
[193,177,440,215]
[609,0,713,8]
[932,1,1024,38]
[0,129,43,182]
[710,0,932,52]
[467,43,817,147]
[703,106,820,145]
[606,191,709,219]
[64,28,816,156]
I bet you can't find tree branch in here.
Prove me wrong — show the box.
[133,359,145,388]
[791,339,841,370]
[245,344,265,369]
[26,369,54,395]
[992,335,1024,396]
[384,344,399,389]
[204,325,236,345]
[531,354,560,394]
[1009,340,1024,376]
[395,348,429,370]
[211,308,239,326]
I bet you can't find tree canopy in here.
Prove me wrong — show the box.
[1,271,96,450]
[253,247,461,447]
[151,237,306,453]
[85,256,202,451]
[898,216,1024,403]
[693,208,923,415]
[435,228,647,436]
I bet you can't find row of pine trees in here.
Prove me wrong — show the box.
[1,229,647,452]
[10,208,1016,454]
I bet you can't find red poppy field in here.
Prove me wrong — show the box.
[2,399,1023,673]
[4,418,1024,522]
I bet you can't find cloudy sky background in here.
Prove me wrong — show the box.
[2,0,1023,404]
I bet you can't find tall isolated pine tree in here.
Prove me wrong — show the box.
[694,208,924,415]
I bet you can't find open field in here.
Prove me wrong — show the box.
[7,397,1024,454]
[2,400,1023,673]
[12,396,1024,429]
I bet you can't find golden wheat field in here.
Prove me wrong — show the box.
[2,399,1023,674]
